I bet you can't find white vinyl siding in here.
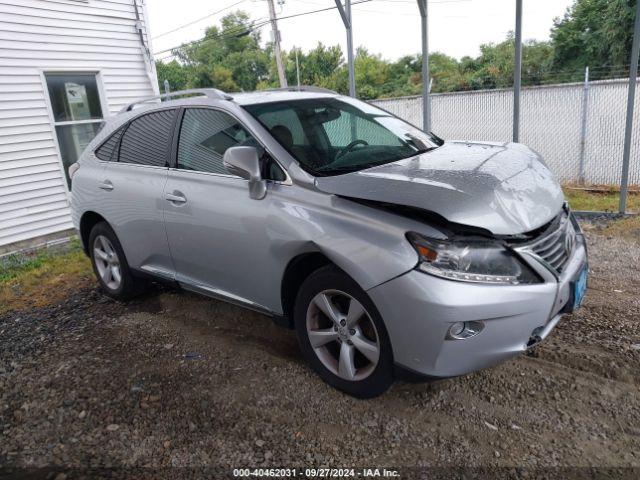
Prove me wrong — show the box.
[0,0,158,249]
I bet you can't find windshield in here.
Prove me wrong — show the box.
[243,97,442,176]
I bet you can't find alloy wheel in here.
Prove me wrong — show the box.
[93,235,122,290]
[306,289,380,381]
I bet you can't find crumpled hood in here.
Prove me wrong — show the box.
[315,141,564,235]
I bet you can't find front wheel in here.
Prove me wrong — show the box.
[294,266,394,398]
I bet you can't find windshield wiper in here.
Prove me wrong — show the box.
[317,146,440,175]
[413,146,439,154]
[316,165,362,174]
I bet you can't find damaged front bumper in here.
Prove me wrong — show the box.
[367,219,588,378]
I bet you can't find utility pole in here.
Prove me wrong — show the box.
[417,0,430,132]
[620,0,640,213]
[513,0,523,143]
[295,49,301,90]
[267,0,287,88]
[335,0,355,97]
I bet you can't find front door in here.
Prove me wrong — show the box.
[163,107,283,312]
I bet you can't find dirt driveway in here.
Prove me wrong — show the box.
[1,225,639,477]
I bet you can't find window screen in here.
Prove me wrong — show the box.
[44,72,104,187]
[119,109,176,167]
[321,110,404,148]
[95,128,124,162]
[44,73,103,123]
[177,108,262,175]
[253,107,308,145]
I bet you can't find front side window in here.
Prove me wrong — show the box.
[177,108,264,176]
[45,73,104,187]
[244,97,442,176]
[119,109,176,167]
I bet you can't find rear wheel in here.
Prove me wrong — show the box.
[294,266,394,398]
[88,222,145,300]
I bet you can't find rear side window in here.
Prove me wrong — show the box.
[177,108,262,175]
[119,109,176,167]
[95,127,124,162]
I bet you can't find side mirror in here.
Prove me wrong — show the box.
[223,146,267,200]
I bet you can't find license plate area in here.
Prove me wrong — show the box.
[561,264,588,314]
[574,265,588,309]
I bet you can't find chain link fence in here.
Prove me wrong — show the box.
[371,78,640,187]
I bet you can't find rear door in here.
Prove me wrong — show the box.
[163,107,286,312]
[100,108,178,279]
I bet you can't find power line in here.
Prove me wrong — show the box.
[153,0,373,57]
[295,0,471,18]
[152,0,248,40]
[154,18,271,56]
[375,0,471,3]
[273,0,373,22]
[153,0,630,81]
[153,0,471,58]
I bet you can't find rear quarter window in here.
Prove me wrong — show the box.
[94,127,124,162]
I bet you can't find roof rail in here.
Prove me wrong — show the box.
[264,86,338,95]
[119,88,232,113]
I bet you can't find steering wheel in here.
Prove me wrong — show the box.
[335,139,369,161]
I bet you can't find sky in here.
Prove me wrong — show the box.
[147,0,575,63]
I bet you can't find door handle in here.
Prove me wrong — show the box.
[98,180,114,191]
[165,191,187,204]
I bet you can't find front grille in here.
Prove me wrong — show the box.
[517,212,576,274]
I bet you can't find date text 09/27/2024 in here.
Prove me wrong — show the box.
[232,468,400,478]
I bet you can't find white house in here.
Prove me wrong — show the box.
[0,0,159,254]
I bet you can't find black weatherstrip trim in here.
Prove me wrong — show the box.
[169,107,185,169]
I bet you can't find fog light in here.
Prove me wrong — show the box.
[446,321,484,340]
[449,322,465,337]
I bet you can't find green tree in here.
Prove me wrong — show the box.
[385,55,421,96]
[428,53,467,93]
[551,0,636,79]
[175,11,269,90]
[353,48,390,99]
[460,35,553,90]
[282,43,344,88]
[157,4,633,100]
[155,60,191,92]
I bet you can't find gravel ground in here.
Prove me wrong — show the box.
[1,227,639,477]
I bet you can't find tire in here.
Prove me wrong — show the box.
[88,221,146,300]
[294,265,394,398]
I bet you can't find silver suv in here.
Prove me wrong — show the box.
[70,87,588,398]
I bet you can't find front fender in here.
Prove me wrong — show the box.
[268,190,443,294]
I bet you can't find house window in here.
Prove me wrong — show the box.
[44,73,104,188]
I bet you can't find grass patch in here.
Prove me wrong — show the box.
[563,187,640,213]
[1,249,58,283]
[598,215,640,240]
[0,241,93,315]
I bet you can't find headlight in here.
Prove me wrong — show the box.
[407,232,540,285]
